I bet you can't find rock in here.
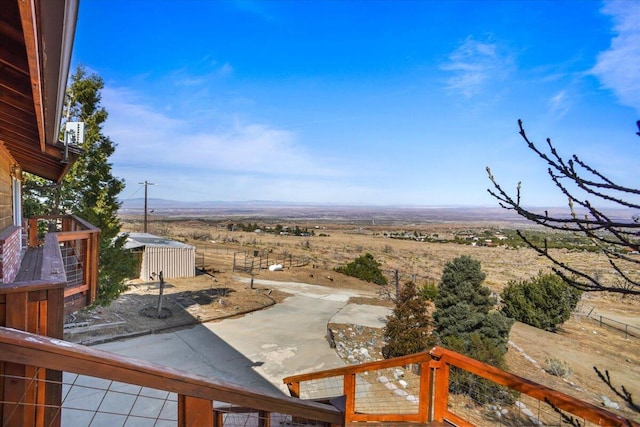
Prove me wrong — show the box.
[393,389,408,397]
[406,395,419,404]
[393,368,404,380]
[601,395,620,410]
[378,376,389,384]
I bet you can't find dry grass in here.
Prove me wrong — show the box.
[120,217,640,422]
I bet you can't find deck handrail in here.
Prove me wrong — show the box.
[27,214,100,310]
[429,346,637,427]
[0,327,344,426]
[284,346,638,427]
[27,214,100,247]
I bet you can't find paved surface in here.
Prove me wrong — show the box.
[61,279,391,426]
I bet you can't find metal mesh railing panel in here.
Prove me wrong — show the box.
[60,241,85,287]
[1,370,178,426]
[353,366,420,415]
[213,403,332,427]
[443,366,605,426]
[296,376,343,400]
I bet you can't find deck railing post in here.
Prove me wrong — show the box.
[178,395,213,427]
[428,356,449,422]
[0,282,65,427]
[417,361,431,423]
[286,381,300,398]
[343,373,356,422]
[28,218,38,247]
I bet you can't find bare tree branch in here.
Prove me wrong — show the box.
[594,367,640,413]
[487,120,640,296]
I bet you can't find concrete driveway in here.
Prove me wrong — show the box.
[59,279,390,425]
[96,278,390,393]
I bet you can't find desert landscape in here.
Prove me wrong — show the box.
[106,206,640,422]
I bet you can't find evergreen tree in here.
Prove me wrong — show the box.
[433,256,514,405]
[501,272,582,331]
[24,65,134,305]
[382,282,434,358]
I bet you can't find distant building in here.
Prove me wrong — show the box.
[123,233,195,280]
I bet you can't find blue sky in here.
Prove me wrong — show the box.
[71,0,640,207]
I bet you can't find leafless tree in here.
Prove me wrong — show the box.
[487,119,640,296]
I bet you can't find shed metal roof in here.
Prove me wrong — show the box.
[123,233,194,250]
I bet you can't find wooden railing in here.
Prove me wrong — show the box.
[284,347,639,427]
[27,215,100,312]
[0,282,65,426]
[0,327,344,427]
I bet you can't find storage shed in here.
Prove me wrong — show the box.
[123,233,195,280]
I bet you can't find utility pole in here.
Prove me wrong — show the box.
[139,180,155,233]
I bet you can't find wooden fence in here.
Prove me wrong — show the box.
[232,251,310,273]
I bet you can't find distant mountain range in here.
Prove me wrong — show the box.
[118,198,634,224]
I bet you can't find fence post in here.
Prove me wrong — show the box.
[395,270,399,301]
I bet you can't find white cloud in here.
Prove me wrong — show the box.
[218,63,234,77]
[101,85,346,185]
[171,61,234,86]
[591,0,640,113]
[548,90,570,117]
[441,37,514,98]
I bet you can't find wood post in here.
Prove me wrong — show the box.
[418,361,430,423]
[0,281,65,427]
[178,395,213,427]
[430,358,449,422]
[343,373,356,421]
[286,381,300,398]
[28,218,38,247]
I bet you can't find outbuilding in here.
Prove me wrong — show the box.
[123,233,195,280]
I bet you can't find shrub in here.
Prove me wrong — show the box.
[500,272,582,332]
[544,358,572,378]
[335,253,388,285]
[419,282,438,301]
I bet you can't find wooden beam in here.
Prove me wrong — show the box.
[0,62,32,99]
[17,0,45,151]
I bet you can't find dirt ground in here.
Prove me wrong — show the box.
[74,221,640,422]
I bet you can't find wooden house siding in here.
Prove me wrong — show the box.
[0,146,14,231]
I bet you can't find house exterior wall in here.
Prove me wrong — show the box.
[0,145,14,230]
[0,144,20,283]
[0,226,21,283]
[140,246,195,280]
